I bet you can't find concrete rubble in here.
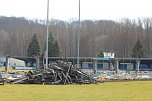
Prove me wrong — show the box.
[94,71,152,81]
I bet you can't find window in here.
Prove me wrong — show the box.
[111,53,113,56]
[97,64,103,70]
[119,64,127,70]
[88,64,93,69]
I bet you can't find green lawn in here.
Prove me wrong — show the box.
[0,81,152,101]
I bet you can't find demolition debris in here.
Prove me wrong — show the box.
[0,75,4,85]
[10,60,99,85]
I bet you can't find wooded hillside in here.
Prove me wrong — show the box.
[0,16,152,58]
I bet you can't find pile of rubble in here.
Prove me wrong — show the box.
[94,71,152,81]
[10,60,100,85]
[0,75,4,85]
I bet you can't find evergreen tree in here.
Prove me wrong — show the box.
[27,33,40,57]
[131,39,146,58]
[96,48,104,57]
[52,40,61,57]
[44,32,61,57]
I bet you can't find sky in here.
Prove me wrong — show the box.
[0,0,152,21]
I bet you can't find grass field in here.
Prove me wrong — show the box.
[0,81,152,101]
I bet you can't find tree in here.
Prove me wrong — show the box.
[45,32,61,57]
[53,40,61,57]
[27,33,40,57]
[96,48,104,57]
[131,39,146,58]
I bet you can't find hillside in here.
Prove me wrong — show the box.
[0,16,152,57]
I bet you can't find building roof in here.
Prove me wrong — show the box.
[94,58,114,60]
[102,50,115,53]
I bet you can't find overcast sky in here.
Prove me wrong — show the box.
[0,0,152,21]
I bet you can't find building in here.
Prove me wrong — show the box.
[81,50,115,73]
[12,54,152,73]
[102,50,115,58]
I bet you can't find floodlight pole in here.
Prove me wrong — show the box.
[77,0,80,68]
[45,0,49,69]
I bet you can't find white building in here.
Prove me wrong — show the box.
[9,58,26,67]
[102,50,115,58]
[0,57,26,67]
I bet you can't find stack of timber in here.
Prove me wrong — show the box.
[11,60,100,85]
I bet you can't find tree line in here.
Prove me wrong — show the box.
[0,16,151,58]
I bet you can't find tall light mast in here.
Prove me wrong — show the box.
[45,0,49,69]
[77,0,80,68]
